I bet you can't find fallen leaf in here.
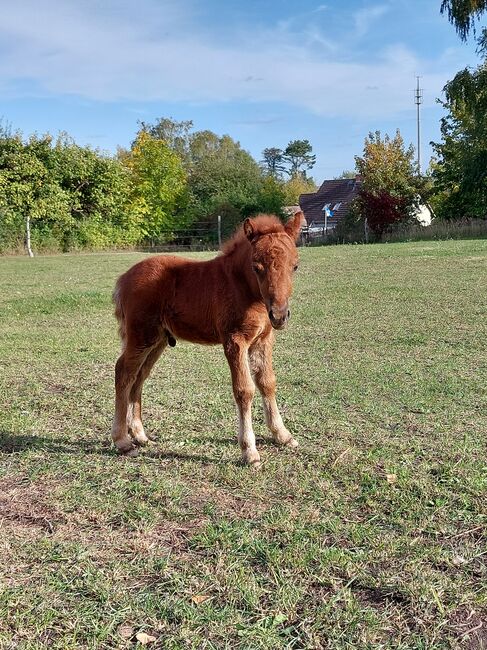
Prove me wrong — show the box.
[332,447,351,467]
[191,594,210,604]
[136,632,157,645]
[386,473,397,484]
[118,624,134,640]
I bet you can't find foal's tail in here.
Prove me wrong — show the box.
[112,279,126,344]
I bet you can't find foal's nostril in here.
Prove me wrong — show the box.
[268,309,273,321]
[287,309,291,319]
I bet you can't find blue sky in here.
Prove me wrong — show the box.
[0,0,482,181]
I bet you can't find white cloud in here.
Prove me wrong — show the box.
[353,5,390,39]
[0,0,459,119]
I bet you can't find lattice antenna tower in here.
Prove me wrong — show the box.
[415,76,423,175]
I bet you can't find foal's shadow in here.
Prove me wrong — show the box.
[0,431,76,455]
[0,431,221,465]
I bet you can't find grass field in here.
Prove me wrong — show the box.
[0,240,486,649]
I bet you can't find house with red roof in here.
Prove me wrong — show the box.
[299,175,432,238]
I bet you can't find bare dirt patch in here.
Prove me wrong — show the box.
[0,475,63,538]
[448,607,487,649]
[184,485,268,521]
[0,475,267,569]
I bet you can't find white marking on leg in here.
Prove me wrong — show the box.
[126,403,134,427]
[250,337,298,449]
[237,400,260,464]
[262,397,298,447]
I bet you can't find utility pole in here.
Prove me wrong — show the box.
[415,76,423,175]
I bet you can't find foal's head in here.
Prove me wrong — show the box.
[243,211,304,329]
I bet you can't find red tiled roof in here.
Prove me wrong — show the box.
[299,178,362,226]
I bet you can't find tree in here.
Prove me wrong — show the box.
[282,140,316,177]
[187,134,265,235]
[281,174,317,206]
[123,132,188,241]
[334,170,356,179]
[431,53,487,219]
[133,118,288,235]
[50,134,135,247]
[441,0,487,41]
[254,176,287,217]
[0,132,71,256]
[0,125,139,253]
[137,117,193,164]
[261,148,286,178]
[358,191,411,237]
[355,130,421,236]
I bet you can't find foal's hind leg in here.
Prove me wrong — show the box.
[249,334,298,449]
[127,339,167,446]
[112,346,150,455]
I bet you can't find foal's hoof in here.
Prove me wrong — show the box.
[284,437,299,449]
[133,434,150,447]
[117,445,139,457]
[242,449,261,469]
[129,424,150,446]
[275,435,299,449]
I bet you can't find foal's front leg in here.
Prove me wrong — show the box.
[224,336,260,467]
[249,334,298,449]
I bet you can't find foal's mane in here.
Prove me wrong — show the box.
[221,215,286,257]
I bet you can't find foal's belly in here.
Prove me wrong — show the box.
[168,321,221,345]
[164,310,222,346]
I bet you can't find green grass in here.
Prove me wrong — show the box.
[0,240,486,649]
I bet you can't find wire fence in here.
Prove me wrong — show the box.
[136,221,221,252]
[136,219,319,252]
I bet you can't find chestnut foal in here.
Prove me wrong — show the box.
[111,211,303,466]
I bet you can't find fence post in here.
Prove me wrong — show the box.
[26,214,34,257]
[217,214,222,247]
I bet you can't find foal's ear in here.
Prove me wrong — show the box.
[285,210,304,242]
[243,218,256,241]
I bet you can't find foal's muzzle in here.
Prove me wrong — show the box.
[268,306,290,330]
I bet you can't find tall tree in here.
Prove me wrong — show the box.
[282,140,316,177]
[355,130,421,235]
[122,131,188,241]
[137,117,193,164]
[0,133,71,255]
[134,118,287,234]
[282,174,317,206]
[431,53,487,219]
[261,147,286,178]
[187,134,264,235]
[441,0,487,40]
